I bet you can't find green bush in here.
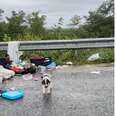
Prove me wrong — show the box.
[20,48,114,65]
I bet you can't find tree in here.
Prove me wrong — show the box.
[6,10,27,39]
[0,9,4,20]
[51,17,65,39]
[97,0,114,16]
[69,15,81,27]
[82,0,114,37]
[0,22,8,40]
[58,17,64,26]
[0,9,8,41]
[26,11,46,36]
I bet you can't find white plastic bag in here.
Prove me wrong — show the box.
[88,53,100,61]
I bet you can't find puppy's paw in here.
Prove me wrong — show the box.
[47,91,50,94]
[50,88,52,92]
[43,92,45,94]
[47,92,51,95]
[47,90,52,94]
[42,91,46,94]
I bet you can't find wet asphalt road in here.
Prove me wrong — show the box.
[0,64,114,116]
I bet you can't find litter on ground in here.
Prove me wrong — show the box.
[0,52,68,101]
[1,89,24,100]
[90,71,101,74]
[22,74,33,80]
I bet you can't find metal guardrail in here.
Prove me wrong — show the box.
[0,38,114,51]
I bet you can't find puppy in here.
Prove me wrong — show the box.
[41,73,52,94]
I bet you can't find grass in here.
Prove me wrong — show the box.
[19,48,114,65]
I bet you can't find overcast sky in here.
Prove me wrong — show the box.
[0,0,105,28]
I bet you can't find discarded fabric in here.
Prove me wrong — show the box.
[30,57,52,66]
[38,66,46,74]
[33,77,39,81]
[22,74,33,80]
[10,65,23,74]
[46,62,56,69]
[0,75,4,84]
[0,65,15,79]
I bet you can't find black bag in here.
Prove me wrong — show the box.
[30,57,52,66]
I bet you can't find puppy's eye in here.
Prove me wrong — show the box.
[41,76,43,78]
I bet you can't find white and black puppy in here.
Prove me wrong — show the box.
[41,73,52,94]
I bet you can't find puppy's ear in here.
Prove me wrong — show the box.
[42,80,45,85]
[47,79,50,84]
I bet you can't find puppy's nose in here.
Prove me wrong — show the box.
[45,86,48,88]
